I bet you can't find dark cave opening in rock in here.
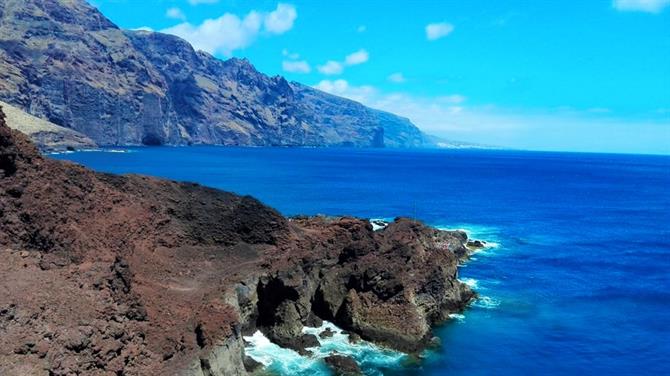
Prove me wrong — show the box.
[255,278,300,328]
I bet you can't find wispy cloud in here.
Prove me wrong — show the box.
[162,3,297,56]
[313,80,467,130]
[282,49,300,59]
[166,7,186,21]
[187,0,219,5]
[612,0,670,13]
[314,79,376,103]
[317,61,344,75]
[425,22,454,40]
[344,49,369,65]
[387,72,406,83]
[317,49,369,75]
[282,60,311,73]
[312,80,669,154]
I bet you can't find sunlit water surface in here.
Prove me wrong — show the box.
[54,147,670,375]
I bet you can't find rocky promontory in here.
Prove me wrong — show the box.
[0,105,475,375]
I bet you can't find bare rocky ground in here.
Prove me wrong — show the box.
[0,106,475,375]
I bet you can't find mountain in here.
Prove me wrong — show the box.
[0,105,475,375]
[0,0,429,148]
[0,100,96,151]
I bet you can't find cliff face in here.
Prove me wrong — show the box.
[0,0,172,145]
[0,0,429,148]
[0,105,472,375]
[0,100,96,151]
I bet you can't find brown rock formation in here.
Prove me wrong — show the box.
[324,354,362,376]
[0,105,474,375]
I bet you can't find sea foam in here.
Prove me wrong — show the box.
[459,277,479,289]
[473,296,501,309]
[369,217,393,231]
[244,321,406,376]
[449,313,466,322]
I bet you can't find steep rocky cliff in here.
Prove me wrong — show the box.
[0,100,96,151]
[0,105,474,375]
[0,0,429,148]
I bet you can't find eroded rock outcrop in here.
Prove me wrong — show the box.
[257,217,475,353]
[324,354,362,376]
[0,105,474,375]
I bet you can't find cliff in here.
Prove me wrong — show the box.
[0,100,96,151]
[0,103,473,375]
[0,0,429,148]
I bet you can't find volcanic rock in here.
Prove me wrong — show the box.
[319,328,335,338]
[0,105,475,375]
[324,354,362,376]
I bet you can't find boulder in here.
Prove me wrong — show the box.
[319,328,335,338]
[324,354,362,375]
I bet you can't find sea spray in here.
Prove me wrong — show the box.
[244,321,407,376]
[459,277,479,289]
[243,220,501,376]
[446,224,503,310]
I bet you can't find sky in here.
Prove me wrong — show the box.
[91,0,670,154]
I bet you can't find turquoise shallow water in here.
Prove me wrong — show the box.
[53,147,670,375]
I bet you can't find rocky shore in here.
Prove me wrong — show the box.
[0,106,476,375]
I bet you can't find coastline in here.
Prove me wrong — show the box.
[41,131,670,375]
[238,220,497,375]
[0,109,480,375]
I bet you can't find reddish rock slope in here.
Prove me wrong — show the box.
[0,105,474,375]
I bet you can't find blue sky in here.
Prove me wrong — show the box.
[92,0,670,154]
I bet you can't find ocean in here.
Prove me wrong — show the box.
[53,147,670,375]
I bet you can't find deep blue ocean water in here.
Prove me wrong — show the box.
[53,147,670,375]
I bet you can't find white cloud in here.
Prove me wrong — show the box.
[314,79,377,103]
[588,107,612,113]
[313,80,469,127]
[311,80,669,154]
[425,22,454,40]
[162,12,261,55]
[612,0,670,13]
[188,0,219,5]
[387,72,406,83]
[317,61,344,75]
[282,49,300,59]
[161,4,297,56]
[133,26,154,32]
[344,49,369,65]
[313,80,465,124]
[317,49,369,75]
[437,94,466,104]
[166,7,186,21]
[282,60,311,73]
[357,25,367,32]
[264,3,298,33]
[314,79,349,93]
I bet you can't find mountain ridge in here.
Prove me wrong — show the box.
[0,0,433,148]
